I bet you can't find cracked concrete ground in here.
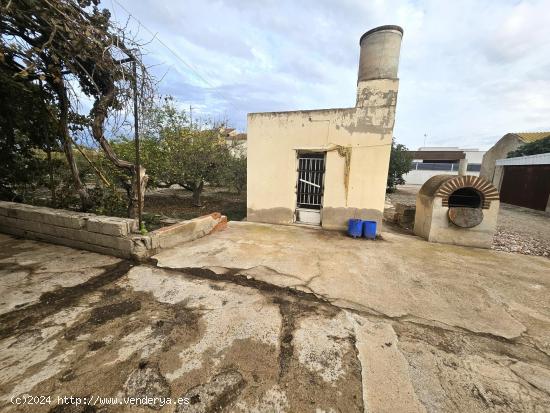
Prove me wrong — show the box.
[0,234,364,412]
[1,222,549,412]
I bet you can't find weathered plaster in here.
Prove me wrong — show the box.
[246,207,294,225]
[322,207,383,231]
[246,27,402,232]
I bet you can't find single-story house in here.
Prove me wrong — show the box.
[480,132,550,182]
[246,25,404,231]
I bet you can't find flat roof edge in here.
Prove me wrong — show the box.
[248,107,357,117]
[496,152,550,166]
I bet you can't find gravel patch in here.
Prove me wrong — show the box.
[492,228,550,258]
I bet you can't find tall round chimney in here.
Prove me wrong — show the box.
[358,25,403,82]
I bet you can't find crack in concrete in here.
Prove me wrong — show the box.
[143,259,550,413]
[149,262,550,370]
[347,320,367,413]
[273,298,296,380]
[149,264,333,307]
[508,364,550,397]
[314,295,531,345]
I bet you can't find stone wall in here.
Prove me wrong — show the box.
[0,202,226,260]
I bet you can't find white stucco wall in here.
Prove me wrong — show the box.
[404,169,480,185]
[246,79,399,231]
[427,198,499,249]
[464,150,485,164]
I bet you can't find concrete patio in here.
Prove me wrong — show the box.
[1,221,549,412]
[154,221,550,342]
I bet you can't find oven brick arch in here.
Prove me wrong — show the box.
[434,175,499,209]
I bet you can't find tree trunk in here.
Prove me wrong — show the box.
[53,77,91,211]
[128,166,148,219]
[91,82,147,219]
[192,180,204,207]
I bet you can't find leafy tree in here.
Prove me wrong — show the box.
[387,138,412,193]
[114,98,233,206]
[507,136,550,158]
[0,64,60,201]
[223,155,247,195]
[1,0,153,215]
[168,129,231,206]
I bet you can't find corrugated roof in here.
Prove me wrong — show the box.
[512,132,550,143]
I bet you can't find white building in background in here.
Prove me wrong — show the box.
[403,147,486,185]
[219,127,247,156]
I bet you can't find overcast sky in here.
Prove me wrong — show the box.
[110,0,550,150]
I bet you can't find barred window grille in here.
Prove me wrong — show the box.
[296,153,325,210]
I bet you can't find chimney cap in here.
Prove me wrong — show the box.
[360,25,404,45]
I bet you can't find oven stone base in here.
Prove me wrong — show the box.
[415,195,499,249]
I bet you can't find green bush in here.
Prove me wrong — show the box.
[507,136,550,158]
[387,139,412,193]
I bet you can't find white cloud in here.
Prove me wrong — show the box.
[110,0,550,149]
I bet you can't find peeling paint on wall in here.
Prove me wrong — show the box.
[246,26,403,231]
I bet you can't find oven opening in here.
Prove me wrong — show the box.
[448,187,483,208]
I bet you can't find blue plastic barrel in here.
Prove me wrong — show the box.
[362,220,377,239]
[348,219,363,238]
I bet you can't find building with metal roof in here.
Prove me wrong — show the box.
[493,153,550,211]
[480,132,550,181]
[509,132,550,143]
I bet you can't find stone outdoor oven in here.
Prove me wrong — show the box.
[414,175,500,248]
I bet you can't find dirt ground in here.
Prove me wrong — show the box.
[387,184,550,257]
[144,187,246,230]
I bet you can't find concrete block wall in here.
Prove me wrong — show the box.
[132,212,227,260]
[0,201,138,258]
[0,202,226,260]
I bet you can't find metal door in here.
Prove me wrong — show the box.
[295,152,325,224]
[500,165,550,211]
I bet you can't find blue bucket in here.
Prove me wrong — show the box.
[348,219,363,238]
[362,220,377,239]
